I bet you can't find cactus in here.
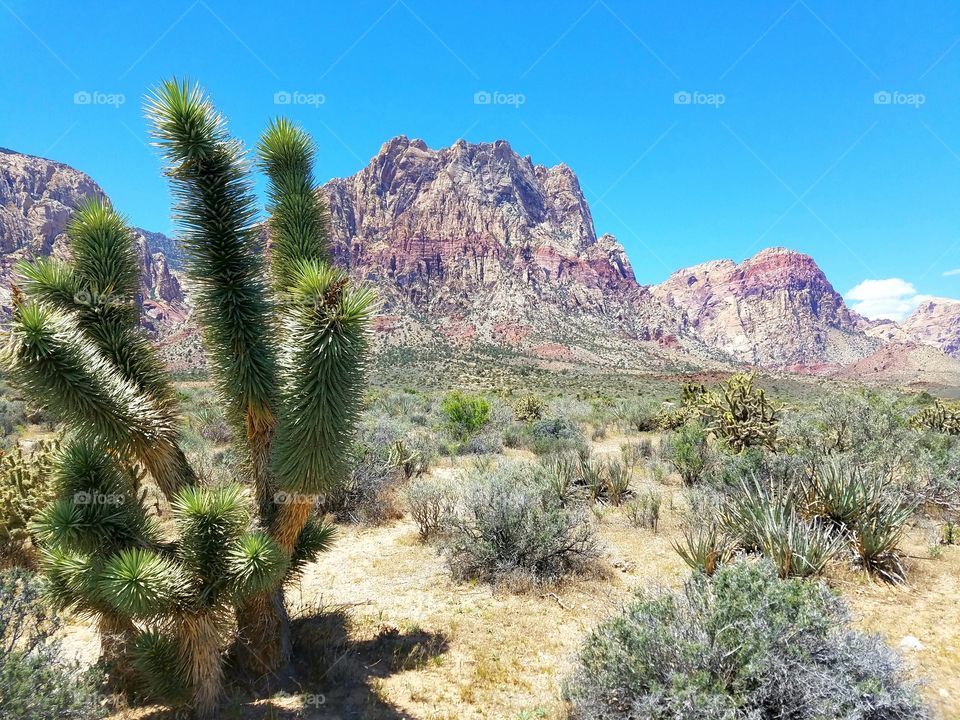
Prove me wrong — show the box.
[690,373,782,452]
[388,439,421,479]
[911,400,960,435]
[513,394,544,422]
[0,437,61,567]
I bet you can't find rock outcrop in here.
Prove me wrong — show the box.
[0,148,182,307]
[322,136,693,360]
[650,247,879,367]
[899,299,960,357]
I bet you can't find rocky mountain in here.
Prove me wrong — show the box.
[0,148,183,310]
[899,299,960,357]
[2,139,958,382]
[322,137,890,370]
[322,136,700,365]
[649,248,880,368]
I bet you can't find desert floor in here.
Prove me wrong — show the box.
[65,431,960,720]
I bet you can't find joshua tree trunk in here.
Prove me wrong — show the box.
[234,590,291,680]
[178,610,225,716]
[98,612,138,691]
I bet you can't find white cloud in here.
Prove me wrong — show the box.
[844,278,934,321]
[943,268,960,277]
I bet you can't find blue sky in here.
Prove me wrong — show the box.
[2,1,960,319]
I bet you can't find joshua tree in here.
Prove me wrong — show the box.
[4,79,372,714]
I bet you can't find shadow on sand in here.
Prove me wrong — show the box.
[130,607,449,719]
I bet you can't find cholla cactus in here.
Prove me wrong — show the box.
[513,394,544,422]
[692,373,782,452]
[0,437,60,567]
[4,79,372,714]
[910,400,960,435]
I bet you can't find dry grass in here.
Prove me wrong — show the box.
[62,430,960,718]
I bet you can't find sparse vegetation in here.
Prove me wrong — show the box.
[444,461,599,586]
[1,568,106,719]
[566,561,928,720]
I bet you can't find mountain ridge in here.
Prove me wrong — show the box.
[1,140,958,384]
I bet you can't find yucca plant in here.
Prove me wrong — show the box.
[4,79,371,715]
[673,522,733,576]
[719,478,843,579]
[603,458,631,506]
[802,461,916,583]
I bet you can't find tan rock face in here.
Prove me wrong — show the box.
[900,299,960,357]
[0,148,182,307]
[322,136,686,352]
[650,247,879,367]
[5,141,956,377]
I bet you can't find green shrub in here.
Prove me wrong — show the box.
[444,462,599,586]
[525,416,586,456]
[441,391,491,439]
[674,522,733,576]
[664,422,711,485]
[1,569,106,719]
[541,455,583,508]
[577,451,608,502]
[565,561,927,720]
[613,399,660,432]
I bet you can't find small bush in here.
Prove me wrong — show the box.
[404,477,455,542]
[664,422,711,485]
[613,399,660,432]
[565,561,927,720]
[604,459,631,506]
[625,490,662,532]
[674,523,733,576]
[1,568,106,719]
[577,452,608,502]
[444,462,599,586]
[541,455,584,508]
[441,391,491,439]
[525,416,586,456]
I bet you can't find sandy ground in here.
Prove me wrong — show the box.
[65,434,959,719]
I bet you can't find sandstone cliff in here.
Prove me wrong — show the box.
[899,299,960,357]
[0,148,182,308]
[650,247,880,367]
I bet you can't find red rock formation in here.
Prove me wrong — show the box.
[650,247,878,366]
[899,299,960,357]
